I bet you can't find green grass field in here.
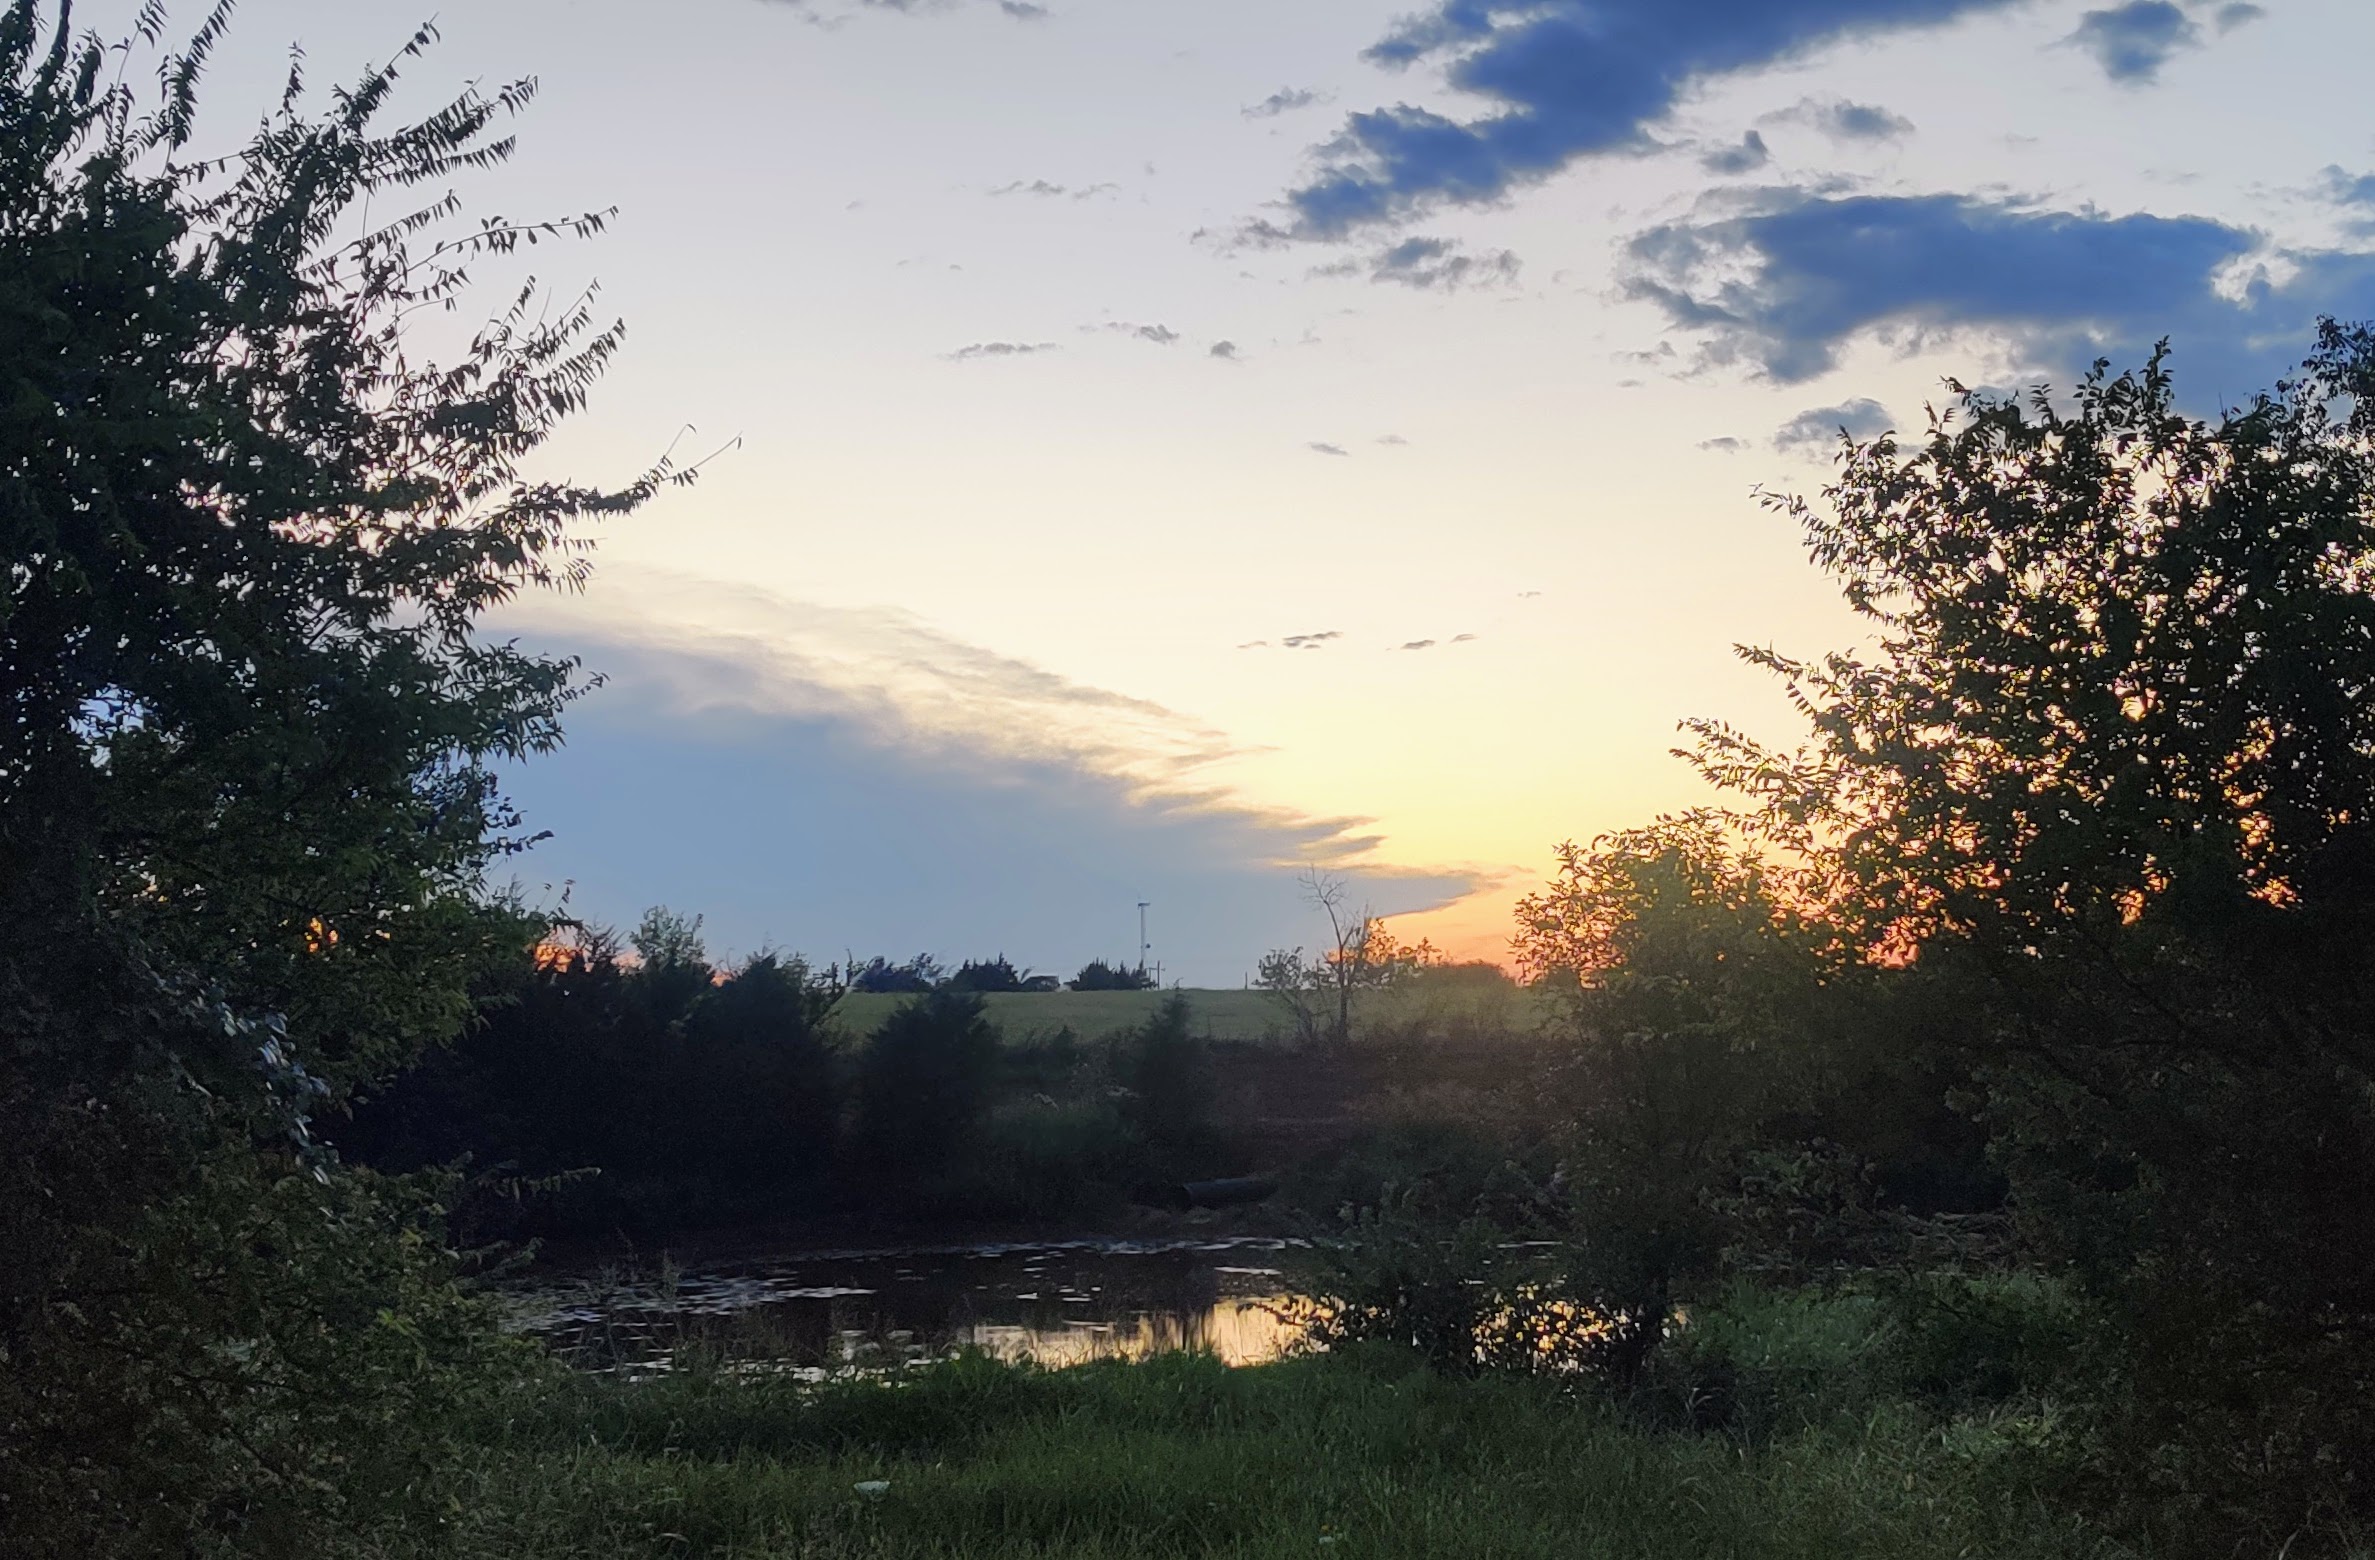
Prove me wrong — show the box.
[828,981,1548,1046]
[452,1347,2108,1560]
[828,988,1284,1043]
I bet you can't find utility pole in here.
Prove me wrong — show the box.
[1137,901,1150,979]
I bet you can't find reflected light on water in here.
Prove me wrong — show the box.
[968,1296,1301,1368]
[515,1236,1315,1374]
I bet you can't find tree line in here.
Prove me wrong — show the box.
[338,911,1219,1236]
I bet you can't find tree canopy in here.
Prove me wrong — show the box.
[1690,329,2375,1546]
[0,5,674,1550]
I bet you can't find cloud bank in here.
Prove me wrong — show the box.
[492,575,1480,981]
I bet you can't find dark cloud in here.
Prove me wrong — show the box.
[998,0,1048,17]
[1701,130,1771,176]
[1622,189,2375,395]
[1279,631,1344,649]
[1699,435,1749,453]
[2214,2,2264,29]
[1330,235,1521,290]
[1244,87,1327,119]
[947,340,1058,361]
[2064,1,2199,83]
[1209,339,1242,360]
[1451,633,1477,642]
[1772,96,1915,142]
[1773,397,1895,452]
[1307,441,1351,456]
[1274,0,2016,239]
[1396,638,1438,651]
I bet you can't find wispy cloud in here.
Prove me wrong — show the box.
[1701,131,1771,176]
[2324,166,2375,233]
[1322,235,1521,291]
[1773,397,1895,453]
[1376,433,1409,446]
[990,178,1117,199]
[947,340,1059,361]
[1698,435,1749,453]
[1243,86,1326,119]
[1768,97,1915,143]
[1093,321,1180,345]
[1280,630,1344,649]
[762,0,1049,25]
[1307,441,1351,457]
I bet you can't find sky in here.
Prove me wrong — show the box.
[121,0,2375,982]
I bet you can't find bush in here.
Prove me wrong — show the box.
[1068,958,1153,991]
[1879,1272,2095,1412]
[849,990,1000,1186]
[1112,992,1219,1178]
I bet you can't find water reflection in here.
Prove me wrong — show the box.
[512,1237,1311,1374]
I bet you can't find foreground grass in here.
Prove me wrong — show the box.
[450,1348,2111,1559]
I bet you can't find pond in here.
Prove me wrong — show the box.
[510,1235,1316,1375]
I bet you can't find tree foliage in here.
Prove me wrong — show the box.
[1689,330,2375,1550]
[1257,869,1438,1047]
[1511,815,1846,1383]
[0,5,670,1551]
[1068,956,1154,991]
[846,952,946,993]
[849,989,1001,1183]
[947,953,1030,993]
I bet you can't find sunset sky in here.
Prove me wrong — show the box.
[143,0,2375,980]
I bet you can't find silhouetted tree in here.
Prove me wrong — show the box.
[850,990,1000,1183]
[0,5,672,1550]
[947,953,1029,993]
[1257,869,1435,1046]
[1513,815,1842,1385]
[1069,957,1154,991]
[1113,991,1218,1176]
[1690,329,2375,1549]
[628,905,713,1023]
[846,952,945,993]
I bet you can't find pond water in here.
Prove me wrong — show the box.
[511,1236,1315,1375]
